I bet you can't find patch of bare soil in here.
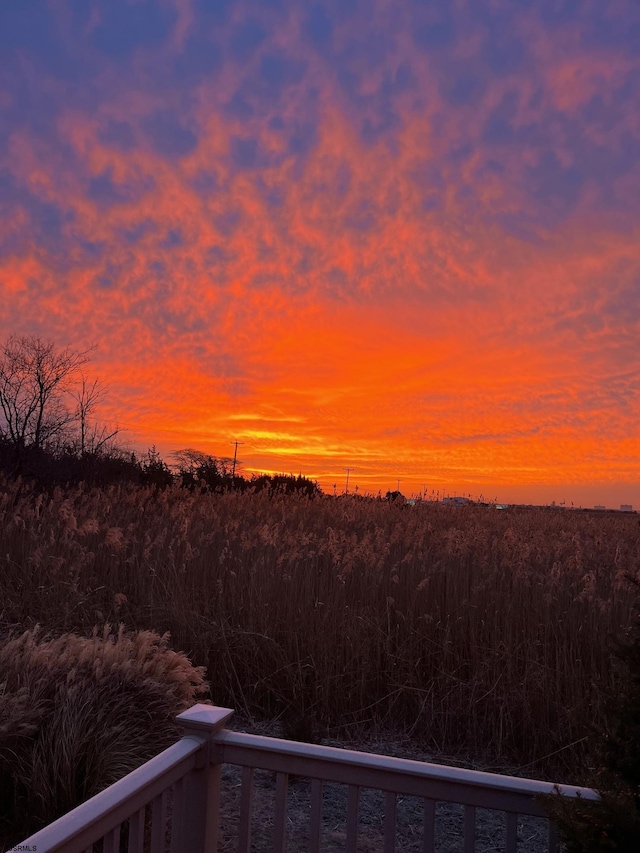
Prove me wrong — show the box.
[216,720,552,852]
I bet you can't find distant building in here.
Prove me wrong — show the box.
[620,504,633,512]
[594,505,606,511]
[442,496,472,507]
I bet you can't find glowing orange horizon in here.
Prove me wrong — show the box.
[0,1,638,510]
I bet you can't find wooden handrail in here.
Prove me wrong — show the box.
[17,704,599,853]
[213,729,599,816]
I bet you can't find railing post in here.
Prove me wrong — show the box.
[175,704,235,853]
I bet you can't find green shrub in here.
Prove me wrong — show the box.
[0,624,208,844]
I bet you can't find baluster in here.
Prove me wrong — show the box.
[384,791,397,853]
[309,778,323,853]
[170,776,185,853]
[422,799,435,853]
[464,805,476,853]
[346,785,360,853]
[128,807,146,853]
[238,766,254,853]
[102,824,120,853]
[151,789,168,853]
[273,772,289,853]
[506,812,518,852]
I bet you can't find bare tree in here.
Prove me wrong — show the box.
[0,335,90,464]
[68,374,120,456]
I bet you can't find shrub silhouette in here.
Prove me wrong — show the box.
[0,624,208,844]
[542,590,640,851]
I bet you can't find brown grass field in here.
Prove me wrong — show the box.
[1,476,638,783]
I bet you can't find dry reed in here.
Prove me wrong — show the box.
[1,475,638,781]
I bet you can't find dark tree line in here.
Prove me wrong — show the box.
[164,448,320,497]
[0,335,320,496]
[0,436,321,496]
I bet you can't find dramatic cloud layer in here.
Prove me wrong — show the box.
[1,0,639,504]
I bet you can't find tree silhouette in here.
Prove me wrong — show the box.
[68,374,119,457]
[0,336,90,469]
[172,449,235,491]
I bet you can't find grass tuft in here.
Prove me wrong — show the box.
[0,623,208,843]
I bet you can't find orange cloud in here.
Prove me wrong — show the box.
[0,0,638,506]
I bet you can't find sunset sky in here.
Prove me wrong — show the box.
[1,0,639,506]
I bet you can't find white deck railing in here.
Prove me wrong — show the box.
[17,703,599,853]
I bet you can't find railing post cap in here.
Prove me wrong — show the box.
[177,703,235,734]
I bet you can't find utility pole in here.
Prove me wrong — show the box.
[344,467,352,494]
[396,478,401,492]
[230,440,244,479]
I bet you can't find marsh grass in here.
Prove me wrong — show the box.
[1,475,638,781]
[0,623,207,843]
